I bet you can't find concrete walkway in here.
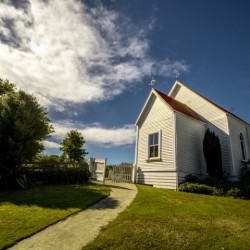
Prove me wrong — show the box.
[9,181,137,250]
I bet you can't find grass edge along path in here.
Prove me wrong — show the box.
[0,184,110,250]
[84,184,250,250]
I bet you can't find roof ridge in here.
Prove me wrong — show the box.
[154,88,203,122]
[173,81,249,125]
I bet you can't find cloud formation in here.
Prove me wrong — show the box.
[0,0,189,150]
[0,0,188,110]
[45,121,136,149]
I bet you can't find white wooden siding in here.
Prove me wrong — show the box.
[136,93,176,189]
[170,83,232,176]
[170,84,228,132]
[137,170,177,190]
[227,115,250,177]
[175,112,207,177]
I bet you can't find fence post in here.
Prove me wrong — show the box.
[102,158,107,184]
[88,158,94,178]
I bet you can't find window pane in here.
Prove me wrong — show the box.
[149,134,154,146]
[240,134,246,160]
[153,133,158,144]
[149,133,158,145]
[149,132,160,158]
[241,142,246,160]
[149,145,158,158]
[149,146,154,157]
[154,145,158,157]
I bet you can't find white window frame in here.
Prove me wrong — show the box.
[239,132,247,161]
[147,130,161,161]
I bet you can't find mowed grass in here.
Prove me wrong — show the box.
[84,184,250,250]
[0,184,110,250]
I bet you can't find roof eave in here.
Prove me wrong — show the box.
[135,88,174,125]
[135,88,155,125]
[169,80,250,125]
[226,113,250,127]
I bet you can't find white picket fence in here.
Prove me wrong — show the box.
[111,166,133,183]
[88,159,134,184]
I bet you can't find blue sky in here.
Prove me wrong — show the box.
[0,0,250,164]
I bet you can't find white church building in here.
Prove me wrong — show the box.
[134,81,250,190]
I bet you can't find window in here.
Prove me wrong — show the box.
[148,132,160,159]
[240,133,246,161]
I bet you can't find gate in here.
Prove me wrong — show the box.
[88,158,106,183]
[112,166,133,183]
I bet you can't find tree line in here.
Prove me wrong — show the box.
[0,78,87,190]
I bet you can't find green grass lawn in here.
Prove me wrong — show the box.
[0,184,110,250]
[84,184,250,250]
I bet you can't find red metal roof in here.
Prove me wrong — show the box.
[155,89,203,122]
[173,81,249,125]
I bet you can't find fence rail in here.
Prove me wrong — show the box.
[112,166,133,183]
[22,162,89,169]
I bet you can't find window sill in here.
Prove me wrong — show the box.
[146,158,162,162]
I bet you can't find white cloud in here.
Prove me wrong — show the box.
[46,121,135,149]
[43,140,60,149]
[0,0,189,110]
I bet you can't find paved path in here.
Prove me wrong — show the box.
[9,181,137,250]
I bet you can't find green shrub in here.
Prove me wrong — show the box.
[240,168,250,185]
[179,182,215,195]
[180,175,250,199]
[105,165,114,178]
[212,187,225,196]
[226,187,243,198]
[199,177,237,190]
[23,168,91,185]
[242,186,250,199]
[32,154,61,168]
[203,128,223,178]
[185,174,198,183]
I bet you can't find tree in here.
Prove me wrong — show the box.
[0,78,15,95]
[0,78,54,189]
[203,128,223,178]
[33,154,61,167]
[60,130,88,165]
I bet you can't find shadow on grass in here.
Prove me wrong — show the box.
[0,184,112,210]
